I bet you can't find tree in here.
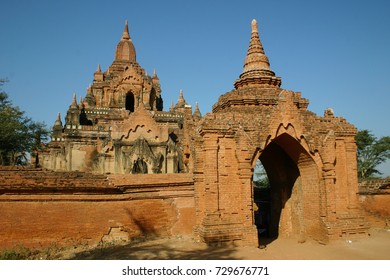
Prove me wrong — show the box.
[356,129,390,179]
[29,121,50,167]
[253,159,270,189]
[0,79,49,166]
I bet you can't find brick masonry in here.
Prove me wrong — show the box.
[0,167,194,249]
[358,179,390,228]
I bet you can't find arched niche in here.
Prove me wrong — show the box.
[125,92,135,112]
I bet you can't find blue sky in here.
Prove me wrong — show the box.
[1,0,389,175]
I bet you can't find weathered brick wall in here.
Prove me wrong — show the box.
[0,200,175,248]
[0,167,195,249]
[358,179,390,228]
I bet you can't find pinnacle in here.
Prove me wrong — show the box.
[121,20,130,40]
[79,96,84,108]
[179,89,184,99]
[115,20,136,62]
[245,19,268,70]
[251,19,258,33]
[152,69,159,81]
[178,89,185,102]
[176,89,187,108]
[55,112,62,123]
[234,19,281,89]
[70,93,78,108]
[53,112,63,129]
[194,102,202,118]
[170,101,175,111]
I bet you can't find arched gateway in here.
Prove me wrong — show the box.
[193,20,368,246]
[256,133,321,242]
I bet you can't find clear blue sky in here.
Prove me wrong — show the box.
[1,0,389,175]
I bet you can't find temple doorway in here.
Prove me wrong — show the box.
[253,133,320,245]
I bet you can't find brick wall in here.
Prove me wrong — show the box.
[0,167,195,249]
[359,179,390,228]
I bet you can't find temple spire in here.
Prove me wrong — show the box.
[245,19,269,71]
[51,112,63,140]
[179,89,184,101]
[152,68,159,83]
[193,102,202,118]
[70,93,78,109]
[170,101,175,112]
[53,112,63,128]
[121,20,130,40]
[114,20,136,62]
[176,89,186,107]
[234,19,281,89]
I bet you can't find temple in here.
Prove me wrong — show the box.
[34,19,369,246]
[40,21,199,175]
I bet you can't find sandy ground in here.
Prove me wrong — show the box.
[63,228,390,260]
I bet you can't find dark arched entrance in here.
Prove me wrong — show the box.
[125,92,135,112]
[253,133,320,244]
[149,89,156,110]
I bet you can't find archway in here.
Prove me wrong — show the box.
[149,89,156,110]
[125,92,135,112]
[253,133,320,244]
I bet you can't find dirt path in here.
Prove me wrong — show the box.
[61,228,390,260]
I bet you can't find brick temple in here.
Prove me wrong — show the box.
[0,20,371,248]
[40,20,198,175]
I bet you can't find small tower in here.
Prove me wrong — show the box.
[234,19,281,89]
[169,101,175,112]
[193,102,202,118]
[65,93,80,128]
[175,89,187,108]
[69,93,78,110]
[94,64,104,82]
[84,85,96,108]
[51,112,63,141]
[152,69,159,81]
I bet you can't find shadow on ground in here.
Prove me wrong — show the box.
[68,238,243,260]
